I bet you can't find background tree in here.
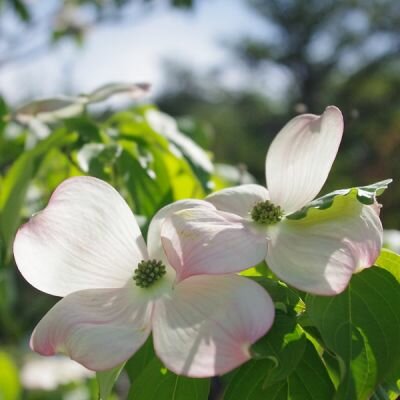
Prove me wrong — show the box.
[0,0,195,69]
[157,0,400,227]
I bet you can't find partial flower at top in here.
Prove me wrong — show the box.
[162,107,383,295]
[13,176,274,376]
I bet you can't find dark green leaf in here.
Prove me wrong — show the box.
[65,118,103,146]
[306,267,400,400]
[250,313,307,387]
[125,337,155,382]
[171,0,193,8]
[250,277,305,314]
[0,96,8,134]
[11,0,30,21]
[128,358,210,400]
[224,341,334,400]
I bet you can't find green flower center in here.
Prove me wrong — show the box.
[133,259,166,288]
[251,200,283,225]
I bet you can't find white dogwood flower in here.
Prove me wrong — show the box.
[162,107,383,295]
[13,177,274,376]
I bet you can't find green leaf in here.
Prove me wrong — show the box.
[0,152,34,257]
[65,117,103,146]
[171,0,193,8]
[375,248,400,282]
[371,382,400,400]
[223,340,334,400]
[250,277,305,315]
[127,358,210,400]
[97,363,125,400]
[125,337,155,382]
[250,313,307,387]
[76,143,120,179]
[287,179,392,220]
[117,143,173,217]
[306,267,400,399]
[144,108,213,188]
[11,0,30,21]
[0,96,8,134]
[0,129,74,261]
[0,351,20,400]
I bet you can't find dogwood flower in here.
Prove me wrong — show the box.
[13,176,274,376]
[162,107,383,295]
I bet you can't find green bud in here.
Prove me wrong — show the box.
[133,259,167,288]
[251,200,283,225]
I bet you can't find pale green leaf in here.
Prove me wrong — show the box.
[287,179,392,220]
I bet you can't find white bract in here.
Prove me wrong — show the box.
[13,177,274,376]
[163,107,383,295]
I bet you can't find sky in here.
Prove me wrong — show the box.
[0,0,283,105]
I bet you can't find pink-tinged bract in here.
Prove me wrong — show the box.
[165,106,383,295]
[13,176,275,375]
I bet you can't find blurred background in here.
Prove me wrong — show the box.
[2,0,399,223]
[0,0,399,398]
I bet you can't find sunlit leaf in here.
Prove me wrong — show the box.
[0,129,75,261]
[287,179,392,220]
[375,248,400,282]
[0,152,33,260]
[145,108,213,176]
[0,351,20,400]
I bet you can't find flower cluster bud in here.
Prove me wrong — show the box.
[133,259,166,288]
[251,200,283,225]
